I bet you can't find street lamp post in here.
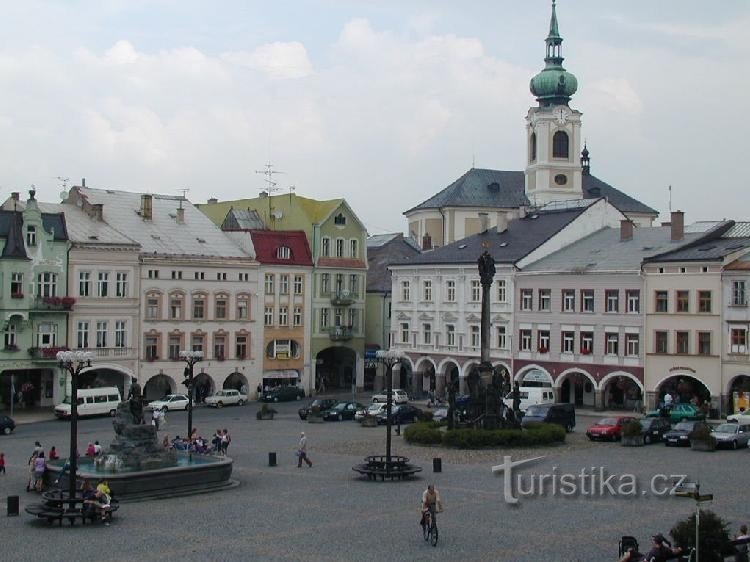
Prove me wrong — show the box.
[674,480,714,562]
[375,349,404,474]
[179,350,203,441]
[56,350,93,500]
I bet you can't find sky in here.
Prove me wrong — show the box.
[1,0,748,234]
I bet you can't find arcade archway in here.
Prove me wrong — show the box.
[193,373,215,403]
[78,367,129,398]
[223,372,248,393]
[600,372,643,411]
[728,375,750,414]
[316,346,356,391]
[655,374,711,408]
[556,369,596,407]
[144,374,175,401]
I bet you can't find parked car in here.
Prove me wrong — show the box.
[726,410,750,424]
[664,420,704,447]
[645,403,705,423]
[204,389,247,408]
[376,404,423,424]
[354,402,387,421]
[521,403,576,432]
[147,394,189,411]
[638,418,672,444]
[322,401,366,421]
[0,415,15,435]
[585,417,636,441]
[371,389,409,404]
[262,385,305,402]
[299,399,338,420]
[712,423,750,449]
[503,386,555,413]
[54,387,121,418]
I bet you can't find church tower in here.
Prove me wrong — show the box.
[525,1,583,206]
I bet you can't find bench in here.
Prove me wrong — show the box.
[25,496,119,526]
[352,455,423,481]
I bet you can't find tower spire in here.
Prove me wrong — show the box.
[530,1,578,107]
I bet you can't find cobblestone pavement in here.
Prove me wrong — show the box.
[0,400,747,562]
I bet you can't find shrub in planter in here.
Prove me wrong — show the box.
[620,419,645,447]
[307,405,324,423]
[669,509,734,562]
[256,403,277,420]
[404,422,442,445]
[690,422,716,451]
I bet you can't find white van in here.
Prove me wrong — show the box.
[54,387,122,418]
[503,387,555,413]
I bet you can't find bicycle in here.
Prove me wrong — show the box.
[421,505,438,546]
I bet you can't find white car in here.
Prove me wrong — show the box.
[727,411,750,424]
[355,402,388,421]
[204,389,247,408]
[147,394,189,411]
[371,389,409,404]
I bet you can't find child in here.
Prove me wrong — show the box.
[0,452,6,474]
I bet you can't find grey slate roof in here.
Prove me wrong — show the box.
[367,234,421,292]
[644,237,750,263]
[686,221,750,238]
[404,168,658,216]
[522,226,704,273]
[0,209,68,242]
[391,207,586,267]
[367,233,420,250]
[78,187,251,258]
[0,211,28,258]
[221,208,266,230]
[37,202,139,247]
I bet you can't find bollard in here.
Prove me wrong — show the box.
[7,495,19,516]
[433,458,442,473]
[395,424,401,436]
[268,452,277,467]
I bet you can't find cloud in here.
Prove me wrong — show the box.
[222,41,313,79]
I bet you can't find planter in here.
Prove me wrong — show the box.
[360,415,378,427]
[620,435,645,447]
[690,439,716,452]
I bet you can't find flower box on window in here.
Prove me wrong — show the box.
[61,296,76,306]
[11,292,23,299]
[580,348,592,356]
[4,344,19,351]
[537,346,549,354]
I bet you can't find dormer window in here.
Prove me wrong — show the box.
[26,226,36,246]
[276,246,291,259]
[334,213,346,226]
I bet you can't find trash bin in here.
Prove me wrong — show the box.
[433,458,442,473]
[268,452,277,467]
[7,495,19,516]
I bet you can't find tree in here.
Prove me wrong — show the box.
[670,509,734,562]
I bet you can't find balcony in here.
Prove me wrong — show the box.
[79,347,136,359]
[330,289,356,306]
[31,296,75,313]
[329,326,353,341]
[28,346,70,361]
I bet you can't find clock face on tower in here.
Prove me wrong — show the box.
[556,108,568,124]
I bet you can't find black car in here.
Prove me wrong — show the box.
[298,399,338,420]
[376,404,423,425]
[521,403,576,433]
[0,415,15,435]
[262,385,305,402]
[639,418,672,444]
[664,420,703,447]
[322,401,366,421]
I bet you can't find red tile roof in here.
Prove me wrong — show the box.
[249,230,313,266]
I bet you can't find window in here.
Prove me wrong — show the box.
[236,296,248,320]
[293,306,302,326]
[264,306,274,326]
[626,334,639,356]
[446,324,455,347]
[497,279,506,303]
[520,289,533,311]
[675,331,689,354]
[562,332,574,353]
[169,296,183,319]
[530,132,537,162]
[446,280,456,302]
[192,295,205,319]
[10,273,23,297]
[77,321,89,348]
[96,321,107,348]
[400,322,410,344]
[349,274,359,296]
[235,335,248,359]
[79,272,91,297]
[37,272,57,298]
[401,280,410,301]
[580,332,593,354]
[731,329,748,354]
[350,239,358,258]
[581,290,594,312]
[4,324,16,349]
[552,130,569,158]
[655,291,668,313]
[146,295,160,319]
[96,272,109,297]
[496,326,507,349]
[278,306,288,326]
[733,281,747,306]
[214,335,226,360]
[215,297,227,319]
[423,280,432,302]
[321,237,330,257]
[116,272,128,297]
[470,326,480,348]
[655,331,668,354]
[519,329,532,351]
[26,225,36,246]
[562,290,575,312]
[334,213,346,225]
[191,333,204,354]
[537,330,550,352]
[320,308,329,329]
[145,335,158,360]
[605,332,618,355]
[676,290,689,313]
[294,275,304,295]
[216,272,227,281]
[148,269,159,279]
[265,274,275,295]
[335,239,344,257]
[115,321,126,348]
[698,332,711,355]
[334,308,344,327]
[168,335,181,360]
[37,323,57,347]
[321,273,330,295]
[626,290,640,313]
[423,323,432,345]
[276,246,291,259]
[172,270,183,280]
[195,272,205,280]
[605,290,619,313]
[334,274,344,293]
[279,274,289,294]
[539,289,551,311]
[471,280,481,302]
[698,290,711,313]
[680,267,687,274]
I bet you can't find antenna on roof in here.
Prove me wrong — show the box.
[55,176,70,190]
[288,185,295,205]
[668,185,672,213]
[177,187,189,210]
[255,161,283,196]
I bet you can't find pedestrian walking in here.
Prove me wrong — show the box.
[221,429,231,456]
[94,441,102,457]
[33,452,46,492]
[212,429,222,454]
[297,432,312,468]
[0,452,6,474]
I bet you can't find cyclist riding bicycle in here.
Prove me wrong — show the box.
[420,484,441,526]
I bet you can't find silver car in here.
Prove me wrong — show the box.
[712,423,750,449]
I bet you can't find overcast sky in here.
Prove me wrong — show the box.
[1,1,748,234]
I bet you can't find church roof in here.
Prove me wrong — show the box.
[404,168,658,216]
[367,234,421,292]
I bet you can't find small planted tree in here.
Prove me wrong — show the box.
[690,422,716,451]
[620,419,644,447]
[670,509,734,562]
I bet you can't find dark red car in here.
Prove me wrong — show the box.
[586,417,636,441]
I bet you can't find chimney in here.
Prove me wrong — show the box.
[11,192,19,201]
[207,197,218,205]
[620,219,633,241]
[141,194,153,220]
[496,213,508,233]
[176,207,185,224]
[479,212,489,233]
[91,203,103,221]
[422,233,432,251]
[518,206,527,219]
[671,210,684,241]
[81,178,86,187]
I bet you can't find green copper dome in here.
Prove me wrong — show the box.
[530,1,578,107]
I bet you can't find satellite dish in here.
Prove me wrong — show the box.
[272,210,283,219]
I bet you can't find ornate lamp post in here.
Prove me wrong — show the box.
[375,348,404,473]
[179,350,203,440]
[56,350,93,499]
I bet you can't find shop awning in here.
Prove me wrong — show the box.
[263,370,299,379]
